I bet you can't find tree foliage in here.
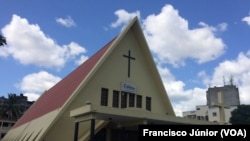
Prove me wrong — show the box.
[229,104,250,125]
[0,94,24,120]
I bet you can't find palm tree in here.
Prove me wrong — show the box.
[0,94,23,120]
[0,34,7,46]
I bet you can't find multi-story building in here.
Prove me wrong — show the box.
[207,84,240,107]
[183,105,238,124]
[183,80,240,124]
[0,94,34,139]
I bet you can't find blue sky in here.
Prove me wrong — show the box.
[1,0,250,116]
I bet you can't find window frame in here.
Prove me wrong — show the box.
[121,92,127,108]
[128,93,135,107]
[146,96,151,111]
[136,95,142,108]
[101,88,109,106]
[112,90,119,108]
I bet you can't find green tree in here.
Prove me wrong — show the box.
[0,93,23,120]
[0,34,7,46]
[229,104,250,125]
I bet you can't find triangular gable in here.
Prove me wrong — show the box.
[65,16,175,116]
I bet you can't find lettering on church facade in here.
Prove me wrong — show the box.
[121,82,136,94]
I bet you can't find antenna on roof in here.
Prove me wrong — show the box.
[229,75,234,85]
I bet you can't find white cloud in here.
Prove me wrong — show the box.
[1,14,86,69]
[142,4,226,67]
[242,15,250,26]
[64,42,88,65]
[19,71,61,93]
[64,42,87,59]
[75,55,89,65]
[18,71,61,101]
[158,66,188,101]
[110,6,226,67]
[109,4,227,116]
[23,93,40,101]
[217,22,228,31]
[172,88,207,117]
[110,9,140,28]
[56,16,76,27]
[197,70,211,86]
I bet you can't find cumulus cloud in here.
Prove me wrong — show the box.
[1,14,86,69]
[23,93,41,102]
[56,16,76,27]
[19,71,61,93]
[242,15,250,26]
[172,88,207,116]
[64,42,87,59]
[75,55,89,65]
[143,4,226,67]
[110,9,140,28]
[19,71,61,101]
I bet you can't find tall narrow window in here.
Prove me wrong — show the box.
[121,92,127,108]
[136,95,142,108]
[112,90,119,108]
[101,88,108,106]
[129,93,135,107]
[146,97,151,111]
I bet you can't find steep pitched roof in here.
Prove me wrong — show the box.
[2,16,190,141]
[13,16,176,129]
[7,16,178,138]
[13,37,116,128]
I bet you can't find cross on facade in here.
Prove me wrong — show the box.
[212,91,230,124]
[123,50,136,77]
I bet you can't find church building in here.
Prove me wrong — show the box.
[3,17,215,141]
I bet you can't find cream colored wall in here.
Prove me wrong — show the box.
[208,107,220,122]
[58,29,172,115]
[80,30,171,114]
[44,29,173,141]
[43,110,75,140]
[196,105,209,116]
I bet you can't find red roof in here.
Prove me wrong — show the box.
[13,38,116,128]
